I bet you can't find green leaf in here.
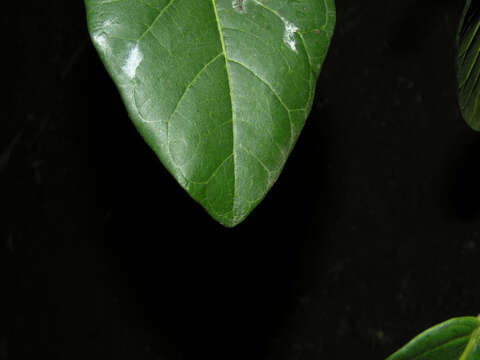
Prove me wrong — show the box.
[85,0,335,226]
[457,0,480,131]
[387,315,480,360]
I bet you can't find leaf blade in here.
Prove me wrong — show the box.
[85,0,335,226]
[457,0,480,130]
[387,316,480,360]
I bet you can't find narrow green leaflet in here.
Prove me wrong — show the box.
[85,0,335,226]
[457,0,480,130]
[387,315,480,360]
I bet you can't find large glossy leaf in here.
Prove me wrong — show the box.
[387,315,480,360]
[85,0,335,226]
[457,0,480,130]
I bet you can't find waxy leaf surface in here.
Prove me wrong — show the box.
[387,316,480,360]
[85,0,335,226]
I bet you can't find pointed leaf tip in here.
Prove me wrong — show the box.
[86,0,335,225]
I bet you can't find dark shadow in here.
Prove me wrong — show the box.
[445,135,480,221]
[388,0,462,54]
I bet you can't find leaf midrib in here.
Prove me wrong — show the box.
[460,325,480,360]
[211,0,237,222]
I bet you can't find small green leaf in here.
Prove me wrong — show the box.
[457,0,480,130]
[387,315,480,360]
[85,0,335,226]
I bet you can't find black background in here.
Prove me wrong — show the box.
[1,1,479,359]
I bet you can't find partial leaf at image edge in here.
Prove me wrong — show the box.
[386,315,480,360]
[457,0,480,131]
[85,0,335,226]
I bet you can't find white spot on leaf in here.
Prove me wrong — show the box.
[232,0,247,13]
[251,0,299,52]
[93,33,108,52]
[102,19,113,29]
[122,45,143,79]
[282,19,299,52]
[93,21,114,52]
